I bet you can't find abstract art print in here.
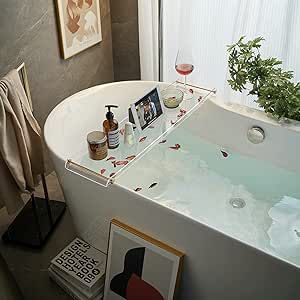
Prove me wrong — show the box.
[104,219,184,300]
[56,0,102,59]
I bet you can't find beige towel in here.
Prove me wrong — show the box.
[0,69,44,214]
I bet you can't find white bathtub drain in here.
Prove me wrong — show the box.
[229,198,246,209]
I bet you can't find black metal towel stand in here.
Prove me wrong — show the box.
[2,174,66,248]
[1,63,66,248]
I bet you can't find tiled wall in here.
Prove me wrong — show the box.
[110,0,141,81]
[0,0,114,125]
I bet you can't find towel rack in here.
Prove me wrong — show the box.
[2,62,66,248]
[17,62,33,111]
[16,62,25,72]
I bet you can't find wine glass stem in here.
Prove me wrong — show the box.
[184,75,187,92]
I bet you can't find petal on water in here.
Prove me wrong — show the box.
[149,182,158,189]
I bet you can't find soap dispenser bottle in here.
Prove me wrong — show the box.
[103,105,120,149]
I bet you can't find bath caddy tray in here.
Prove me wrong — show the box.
[66,82,216,187]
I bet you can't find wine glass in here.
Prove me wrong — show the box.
[175,48,194,99]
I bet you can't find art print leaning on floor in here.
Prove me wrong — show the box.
[104,219,184,300]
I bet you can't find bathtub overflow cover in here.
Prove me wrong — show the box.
[247,126,265,144]
[229,198,246,209]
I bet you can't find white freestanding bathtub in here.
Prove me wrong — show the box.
[45,81,300,300]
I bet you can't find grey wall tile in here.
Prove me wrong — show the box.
[110,0,141,81]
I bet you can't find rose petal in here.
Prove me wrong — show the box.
[169,143,181,150]
[100,168,106,175]
[139,136,147,143]
[149,182,158,189]
[159,139,167,144]
[134,187,142,192]
[120,128,125,135]
[221,150,228,158]
[106,156,116,161]
[109,172,116,178]
[115,160,128,166]
[126,155,136,161]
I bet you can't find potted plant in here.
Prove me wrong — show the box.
[227,36,300,122]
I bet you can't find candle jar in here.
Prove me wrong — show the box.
[87,131,108,160]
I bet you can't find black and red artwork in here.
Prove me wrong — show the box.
[110,247,164,300]
[104,220,183,300]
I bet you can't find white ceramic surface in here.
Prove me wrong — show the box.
[45,81,300,300]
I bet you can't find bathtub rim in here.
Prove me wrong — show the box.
[44,80,300,164]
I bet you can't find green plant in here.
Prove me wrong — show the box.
[227,36,300,121]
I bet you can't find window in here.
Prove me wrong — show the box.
[139,0,300,107]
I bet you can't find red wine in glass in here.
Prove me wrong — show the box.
[175,49,194,99]
[175,64,194,76]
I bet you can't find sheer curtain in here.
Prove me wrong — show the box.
[138,0,159,81]
[161,0,300,107]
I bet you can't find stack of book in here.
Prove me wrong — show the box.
[48,238,106,300]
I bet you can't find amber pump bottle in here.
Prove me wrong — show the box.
[103,105,120,149]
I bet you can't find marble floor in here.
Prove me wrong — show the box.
[0,172,76,300]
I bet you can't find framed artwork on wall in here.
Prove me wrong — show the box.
[104,219,184,300]
[55,0,102,59]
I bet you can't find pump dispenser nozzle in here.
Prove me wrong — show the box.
[105,105,118,121]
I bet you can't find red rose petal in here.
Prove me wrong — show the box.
[106,156,116,161]
[139,136,147,143]
[100,168,106,175]
[221,150,228,158]
[126,155,136,161]
[120,128,125,135]
[159,139,167,144]
[169,143,181,150]
[115,160,128,166]
[149,182,158,189]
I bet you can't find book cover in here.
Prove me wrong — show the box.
[49,267,104,300]
[51,238,106,291]
[49,265,104,299]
